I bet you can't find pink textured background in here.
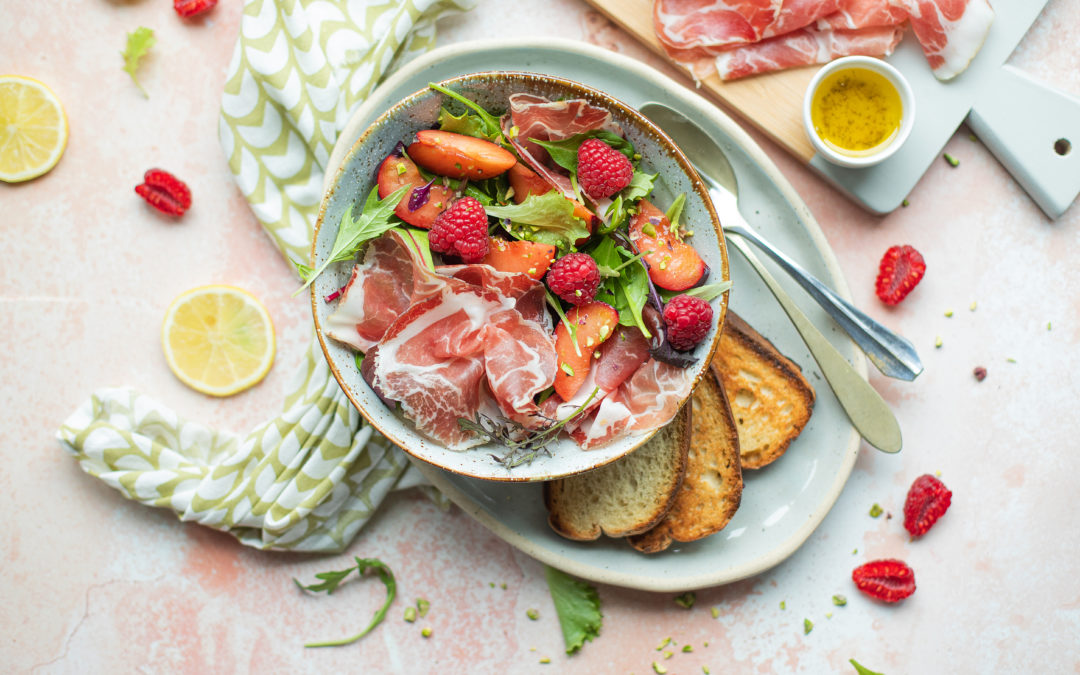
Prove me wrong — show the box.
[3,1,1079,672]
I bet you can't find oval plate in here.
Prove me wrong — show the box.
[312,71,728,482]
[324,39,865,591]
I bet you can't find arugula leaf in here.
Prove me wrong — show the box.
[849,659,885,675]
[294,557,397,648]
[531,130,636,172]
[293,260,315,282]
[121,26,156,98]
[429,82,504,144]
[593,237,651,338]
[295,185,410,294]
[665,192,686,229]
[544,566,602,654]
[660,280,731,303]
[485,191,590,251]
[437,107,501,143]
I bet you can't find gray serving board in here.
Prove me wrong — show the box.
[813,0,1080,218]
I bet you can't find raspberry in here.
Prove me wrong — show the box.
[576,138,633,201]
[135,169,191,217]
[875,244,926,305]
[851,559,916,603]
[545,253,601,305]
[903,474,952,537]
[429,196,489,263]
[662,294,713,351]
[174,0,218,18]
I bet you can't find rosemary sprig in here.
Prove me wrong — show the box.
[458,387,600,469]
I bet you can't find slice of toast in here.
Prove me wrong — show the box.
[626,367,743,553]
[543,404,691,541]
[711,311,815,469]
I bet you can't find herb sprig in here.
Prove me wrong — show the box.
[459,387,600,468]
[294,557,397,648]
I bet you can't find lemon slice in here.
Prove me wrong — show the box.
[0,75,68,183]
[162,285,276,397]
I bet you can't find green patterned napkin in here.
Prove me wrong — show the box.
[58,0,473,552]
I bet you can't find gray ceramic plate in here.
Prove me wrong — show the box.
[324,39,866,592]
[312,72,729,482]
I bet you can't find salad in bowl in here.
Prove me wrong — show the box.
[309,72,729,481]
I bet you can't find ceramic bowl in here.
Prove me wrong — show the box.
[802,55,915,169]
[311,71,729,482]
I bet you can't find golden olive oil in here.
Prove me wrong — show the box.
[811,68,903,157]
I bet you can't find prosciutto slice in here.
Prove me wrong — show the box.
[715,25,904,80]
[325,235,416,352]
[900,0,994,80]
[654,0,783,51]
[818,0,909,30]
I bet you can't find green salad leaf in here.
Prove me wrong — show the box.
[601,170,656,233]
[531,130,636,172]
[660,280,732,303]
[429,82,504,144]
[849,659,885,675]
[544,566,602,654]
[295,184,409,294]
[485,191,590,250]
[593,237,652,338]
[437,107,501,143]
[122,26,156,97]
[294,557,397,648]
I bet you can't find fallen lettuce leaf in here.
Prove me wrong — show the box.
[294,557,397,648]
[849,659,885,675]
[485,191,589,251]
[544,566,602,654]
[122,26,156,98]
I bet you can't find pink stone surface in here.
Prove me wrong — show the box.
[2,1,1079,672]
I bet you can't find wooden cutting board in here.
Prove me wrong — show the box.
[585,0,1080,218]
[586,0,818,162]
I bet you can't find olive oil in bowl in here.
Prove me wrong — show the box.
[802,56,915,169]
[811,68,903,157]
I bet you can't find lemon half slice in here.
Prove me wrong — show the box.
[162,285,276,397]
[0,75,68,182]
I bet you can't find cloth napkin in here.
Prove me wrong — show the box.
[57,0,473,553]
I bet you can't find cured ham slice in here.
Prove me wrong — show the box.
[818,0,909,30]
[900,0,994,80]
[325,235,416,352]
[715,25,904,80]
[654,0,783,51]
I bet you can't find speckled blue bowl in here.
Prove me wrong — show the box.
[311,71,728,482]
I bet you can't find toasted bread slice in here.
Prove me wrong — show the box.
[711,311,815,469]
[544,405,691,541]
[627,368,743,553]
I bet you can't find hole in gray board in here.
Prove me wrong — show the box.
[1054,138,1071,156]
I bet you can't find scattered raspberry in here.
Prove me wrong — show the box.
[903,474,952,537]
[174,0,218,18]
[851,559,916,603]
[875,245,926,305]
[545,253,601,305]
[576,138,633,201]
[662,295,713,351]
[429,196,489,263]
[973,366,987,382]
[135,169,192,217]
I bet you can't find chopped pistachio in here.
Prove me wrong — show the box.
[500,583,507,590]
[703,668,711,675]
[935,336,943,349]
[421,627,432,638]
[561,363,575,377]
[944,152,960,167]
[539,657,551,664]
[969,132,977,141]
[869,503,883,518]
[780,601,786,610]
[663,650,673,660]
[1048,321,1052,330]
[526,609,539,621]
[396,162,407,175]
[803,618,813,635]
[826,612,833,619]
[832,594,847,606]
[674,592,696,609]
[586,336,595,347]
[489,582,495,588]
[852,548,858,555]
[1006,357,1017,364]
[509,125,519,138]
[656,637,672,651]
[529,647,536,652]
[505,187,515,200]
[593,350,601,360]
[652,662,668,674]
[682,645,693,653]
[642,222,657,237]
[704,641,709,647]
[633,153,642,160]
[945,310,953,317]
[710,607,720,619]
[970,301,977,311]
[404,607,417,623]
[527,268,536,276]
[901,198,910,207]
[936,470,942,477]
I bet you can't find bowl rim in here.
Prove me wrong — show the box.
[310,70,729,482]
[802,55,916,169]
